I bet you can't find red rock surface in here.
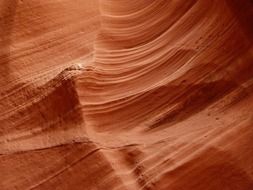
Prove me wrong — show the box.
[1,0,253,189]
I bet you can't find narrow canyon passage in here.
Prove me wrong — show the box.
[0,0,252,190]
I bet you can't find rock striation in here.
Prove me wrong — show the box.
[1,0,253,189]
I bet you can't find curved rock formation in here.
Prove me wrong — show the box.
[1,0,253,190]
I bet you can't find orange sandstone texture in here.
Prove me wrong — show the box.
[1,0,253,190]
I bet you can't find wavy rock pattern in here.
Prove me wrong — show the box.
[1,0,253,190]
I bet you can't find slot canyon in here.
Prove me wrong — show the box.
[0,0,253,189]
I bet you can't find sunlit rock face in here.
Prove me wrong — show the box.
[1,0,253,190]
